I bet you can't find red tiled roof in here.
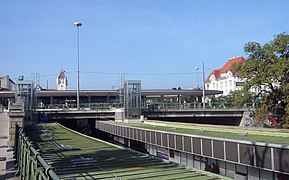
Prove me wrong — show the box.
[205,56,246,83]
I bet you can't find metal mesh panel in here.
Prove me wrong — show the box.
[183,136,192,153]
[136,129,141,141]
[134,128,138,140]
[123,128,125,137]
[156,132,162,146]
[213,140,224,159]
[146,131,151,143]
[151,131,156,144]
[239,144,254,166]
[169,134,175,149]
[255,146,271,169]
[225,142,238,162]
[112,125,116,134]
[141,130,146,142]
[130,128,134,139]
[176,135,183,151]
[162,133,168,147]
[121,127,124,137]
[193,138,201,154]
[116,126,119,135]
[202,139,212,157]
[274,148,289,173]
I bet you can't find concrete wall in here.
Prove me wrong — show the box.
[7,102,25,148]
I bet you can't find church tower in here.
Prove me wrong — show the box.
[56,69,68,90]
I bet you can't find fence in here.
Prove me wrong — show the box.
[14,123,59,180]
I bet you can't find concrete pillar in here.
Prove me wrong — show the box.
[50,96,54,106]
[106,95,110,103]
[8,102,25,148]
[239,110,251,127]
[87,95,91,104]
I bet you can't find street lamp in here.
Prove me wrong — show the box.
[73,22,82,110]
[195,67,199,89]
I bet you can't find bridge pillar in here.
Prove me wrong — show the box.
[50,96,54,106]
[87,95,91,104]
[239,110,251,127]
[8,102,25,148]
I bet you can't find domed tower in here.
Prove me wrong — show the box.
[56,69,68,90]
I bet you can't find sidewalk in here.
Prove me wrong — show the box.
[0,112,18,180]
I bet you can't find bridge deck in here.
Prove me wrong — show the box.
[26,123,223,180]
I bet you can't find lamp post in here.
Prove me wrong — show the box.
[195,67,199,89]
[202,62,206,109]
[73,22,82,110]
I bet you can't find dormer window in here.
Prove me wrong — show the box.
[210,75,215,81]
[227,71,233,77]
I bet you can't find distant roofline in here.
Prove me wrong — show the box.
[205,56,246,83]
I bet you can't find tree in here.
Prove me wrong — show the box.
[231,90,254,108]
[234,32,289,128]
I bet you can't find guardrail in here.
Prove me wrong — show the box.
[36,102,123,110]
[35,101,253,111]
[14,124,60,180]
[145,102,253,110]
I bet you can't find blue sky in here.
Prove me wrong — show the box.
[0,0,288,90]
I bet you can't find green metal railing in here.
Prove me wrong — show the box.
[145,101,254,110]
[36,102,123,110]
[35,101,253,112]
[15,124,59,180]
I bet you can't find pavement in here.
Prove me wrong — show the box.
[0,112,19,180]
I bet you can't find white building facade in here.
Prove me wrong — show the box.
[205,57,246,96]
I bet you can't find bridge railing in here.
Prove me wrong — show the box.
[36,102,123,111]
[35,101,253,111]
[14,123,60,180]
[144,102,253,110]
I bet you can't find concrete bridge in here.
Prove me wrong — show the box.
[143,108,250,126]
[33,107,250,126]
[35,108,117,120]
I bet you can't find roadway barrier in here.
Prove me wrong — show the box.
[36,102,123,110]
[14,123,60,180]
[96,121,289,176]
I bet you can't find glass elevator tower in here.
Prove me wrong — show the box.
[124,80,141,119]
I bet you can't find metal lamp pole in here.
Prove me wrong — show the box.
[73,22,82,110]
[202,62,206,109]
[195,67,199,89]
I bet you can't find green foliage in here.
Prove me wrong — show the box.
[231,90,254,108]
[210,91,253,109]
[234,32,289,128]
